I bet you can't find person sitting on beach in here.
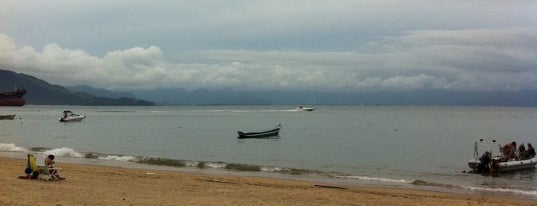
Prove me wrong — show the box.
[45,155,64,180]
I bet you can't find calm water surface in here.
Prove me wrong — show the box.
[1,105,536,197]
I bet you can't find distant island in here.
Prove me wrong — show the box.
[2,69,536,107]
[0,69,154,106]
[67,84,537,107]
[124,88,537,107]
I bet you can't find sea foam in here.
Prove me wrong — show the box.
[44,147,83,158]
[0,143,26,152]
[334,175,413,184]
[99,155,138,162]
[461,185,537,196]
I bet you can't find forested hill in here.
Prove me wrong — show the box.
[0,69,154,106]
[2,69,536,106]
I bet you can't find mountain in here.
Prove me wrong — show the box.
[66,85,136,99]
[127,88,537,107]
[3,69,535,106]
[0,69,154,106]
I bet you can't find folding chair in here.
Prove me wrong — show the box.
[39,156,63,181]
[18,154,64,180]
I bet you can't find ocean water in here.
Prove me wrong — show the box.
[1,105,536,198]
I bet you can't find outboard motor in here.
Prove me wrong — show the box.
[476,151,492,173]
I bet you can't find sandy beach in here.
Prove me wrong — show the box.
[0,157,534,206]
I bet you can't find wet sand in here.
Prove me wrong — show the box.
[0,157,534,206]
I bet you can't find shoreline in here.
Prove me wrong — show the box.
[1,156,535,206]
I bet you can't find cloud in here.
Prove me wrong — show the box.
[199,28,537,91]
[2,0,535,56]
[1,27,536,92]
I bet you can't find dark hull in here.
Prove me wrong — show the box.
[0,89,26,106]
[238,128,280,139]
[0,98,25,106]
[0,115,16,120]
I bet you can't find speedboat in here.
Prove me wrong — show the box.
[467,139,536,173]
[59,111,86,122]
[297,105,315,111]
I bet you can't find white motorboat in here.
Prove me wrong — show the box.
[59,111,86,122]
[467,139,536,173]
[297,105,315,111]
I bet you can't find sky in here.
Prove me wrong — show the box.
[0,0,536,92]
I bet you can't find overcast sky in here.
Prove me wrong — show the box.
[1,0,536,92]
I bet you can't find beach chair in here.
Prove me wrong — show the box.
[38,156,63,181]
[18,154,64,180]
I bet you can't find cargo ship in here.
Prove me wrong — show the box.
[0,88,26,106]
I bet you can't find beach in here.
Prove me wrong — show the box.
[1,157,534,206]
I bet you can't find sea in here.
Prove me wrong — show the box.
[1,105,536,198]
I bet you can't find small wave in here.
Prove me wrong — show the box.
[461,185,537,196]
[134,157,327,176]
[138,157,187,167]
[198,161,227,169]
[30,147,52,152]
[84,152,103,159]
[408,179,537,197]
[182,161,198,167]
[44,147,83,158]
[411,179,537,196]
[280,168,318,175]
[411,179,456,188]
[0,143,26,152]
[260,166,283,172]
[99,155,138,162]
[224,163,261,171]
[334,175,412,184]
[83,152,139,162]
[219,162,327,176]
